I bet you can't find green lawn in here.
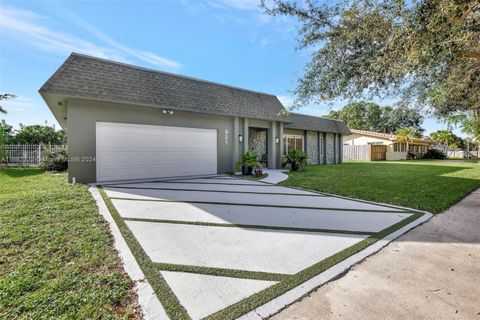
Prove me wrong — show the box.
[281,160,480,214]
[0,168,140,319]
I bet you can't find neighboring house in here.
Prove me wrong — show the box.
[343,129,434,160]
[40,53,349,183]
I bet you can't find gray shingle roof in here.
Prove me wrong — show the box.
[40,53,288,122]
[284,113,351,134]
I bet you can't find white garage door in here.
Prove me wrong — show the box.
[96,122,217,182]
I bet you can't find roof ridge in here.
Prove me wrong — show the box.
[69,52,279,98]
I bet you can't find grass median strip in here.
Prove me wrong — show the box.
[98,187,191,320]
[206,211,425,320]
[123,217,375,236]
[108,197,414,213]
[154,263,289,282]
[104,185,326,197]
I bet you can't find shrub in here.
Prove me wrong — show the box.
[283,150,308,171]
[41,146,68,171]
[423,148,447,159]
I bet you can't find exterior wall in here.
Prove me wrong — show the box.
[326,133,335,164]
[284,128,304,135]
[306,131,319,165]
[343,133,392,146]
[67,99,238,183]
[386,151,407,160]
[284,129,342,165]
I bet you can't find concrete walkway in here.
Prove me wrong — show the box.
[260,169,289,184]
[273,188,480,320]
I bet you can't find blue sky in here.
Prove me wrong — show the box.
[0,0,457,135]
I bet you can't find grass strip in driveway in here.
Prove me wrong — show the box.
[205,211,425,320]
[123,217,375,236]
[98,187,191,320]
[105,185,327,197]
[154,263,289,281]
[109,197,413,213]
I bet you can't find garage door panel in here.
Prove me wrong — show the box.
[96,122,217,182]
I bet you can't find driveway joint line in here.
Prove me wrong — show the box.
[154,263,289,281]
[109,197,416,213]
[105,185,326,196]
[123,217,376,236]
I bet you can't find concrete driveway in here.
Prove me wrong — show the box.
[99,175,428,320]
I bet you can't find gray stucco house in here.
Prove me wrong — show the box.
[40,53,350,183]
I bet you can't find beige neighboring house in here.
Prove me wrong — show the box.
[343,129,435,160]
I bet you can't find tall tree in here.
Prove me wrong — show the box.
[262,0,479,141]
[0,93,16,114]
[327,102,424,134]
[326,101,383,131]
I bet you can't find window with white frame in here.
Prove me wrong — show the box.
[283,134,304,154]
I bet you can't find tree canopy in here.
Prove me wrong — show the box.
[8,124,65,145]
[326,101,424,135]
[263,0,479,143]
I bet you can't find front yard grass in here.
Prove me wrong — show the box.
[281,160,480,214]
[0,168,140,319]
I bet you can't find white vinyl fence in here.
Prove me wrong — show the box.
[343,145,370,161]
[0,144,67,165]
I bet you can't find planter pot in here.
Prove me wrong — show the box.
[255,169,263,177]
[242,166,253,175]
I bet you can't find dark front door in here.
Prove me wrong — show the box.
[249,127,268,166]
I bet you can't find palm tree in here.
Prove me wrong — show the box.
[460,117,480,159]
[432,131,453,153]
[396,128,416,155]
[0,93,17,114]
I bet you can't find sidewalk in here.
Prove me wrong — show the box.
[273,189,480,320]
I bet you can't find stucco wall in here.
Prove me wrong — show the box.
[343,133,392,146]
[306,131,319,165]
[67,98,239,183]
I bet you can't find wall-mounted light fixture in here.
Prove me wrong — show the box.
[162,109,174,115]
[238,134,243,143]
[275,137,279,144]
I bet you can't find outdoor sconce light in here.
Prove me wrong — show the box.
[162,109,174,115]
[275,137,279,144]
[162,109,167,114]
[238,134,243,142]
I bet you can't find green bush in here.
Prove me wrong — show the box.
[423,148,447,159]
[41,146,68,171]
[283,150,308,171]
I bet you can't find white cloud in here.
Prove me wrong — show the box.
[0,6,181,69]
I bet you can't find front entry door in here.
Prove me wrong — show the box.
[248,127,268,166]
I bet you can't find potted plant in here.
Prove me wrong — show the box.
[253,161,263,177]
[239,151,257,175]
[283,150,308,171]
